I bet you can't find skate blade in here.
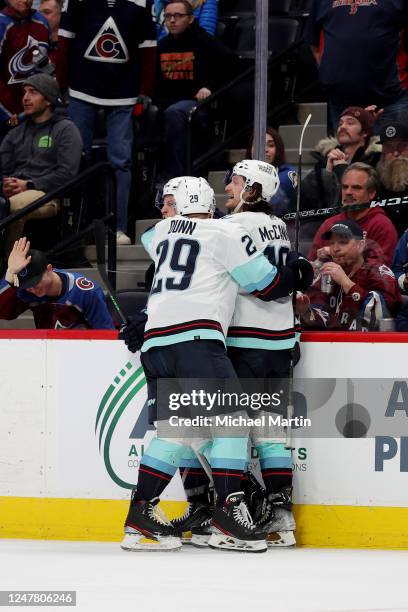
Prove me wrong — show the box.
[191,533,210,548]
[267,531,296,547]
[121,533,182,552]
[208,532,267,553]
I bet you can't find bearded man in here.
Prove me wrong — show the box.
[377,122,408,236]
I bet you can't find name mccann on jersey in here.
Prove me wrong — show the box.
[168,415,312,428]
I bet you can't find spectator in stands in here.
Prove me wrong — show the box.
[154,0,217,40]
[246,126,297,217]
[297,220,401,331]
[376,122,408,236]
[301,107,381,212]
[0,237,115,329]
[392,229,408,295]
[39,0,61,47]
[0,73,82,255]
[309,163,398,268]
[304,1,408,131]
[56,0,157,245]
[155,0,233,180]
[0,0,50,135]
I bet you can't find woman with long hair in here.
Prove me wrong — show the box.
[247,126,297,217]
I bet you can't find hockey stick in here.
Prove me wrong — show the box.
[283,192,408,222]
[93,219,127,327]
[285,113,312,450]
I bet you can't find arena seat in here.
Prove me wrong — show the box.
[234,16,300,58]
[106,290,149,324]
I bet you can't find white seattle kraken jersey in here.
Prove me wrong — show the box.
[140,215,278,351]
[225,211,297,350]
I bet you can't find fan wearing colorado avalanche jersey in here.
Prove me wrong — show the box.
[0,238,114,329]
[224,159,313,549]
[121,177,297,553]
[56,0,157,243]
[0,0,50,125]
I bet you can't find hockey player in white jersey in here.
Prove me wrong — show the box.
[219,159,313,549]
[121,177,298,553]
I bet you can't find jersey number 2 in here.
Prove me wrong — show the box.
[151,238,199,294]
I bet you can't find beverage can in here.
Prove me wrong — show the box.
[321,274,334,293]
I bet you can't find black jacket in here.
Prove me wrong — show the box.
[156,21,233,108]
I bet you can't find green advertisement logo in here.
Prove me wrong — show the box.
[95,361,147,489]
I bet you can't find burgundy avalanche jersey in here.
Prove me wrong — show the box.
[0,270,115,329]
[58,0,157,105]
[0,7,50,120]
[306,263,402,331]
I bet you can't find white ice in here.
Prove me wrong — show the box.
[1,540,407,612]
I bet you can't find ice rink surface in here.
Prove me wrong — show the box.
[0,540,407,612]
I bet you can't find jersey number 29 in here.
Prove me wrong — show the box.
[151,238,199,294]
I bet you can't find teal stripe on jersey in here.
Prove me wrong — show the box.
[179,446,202,469]
[256,441,292,463]
[226,336,296,350]
[210,458,248,470]
[141,226,155,256]
[259,455,292,470]
[141,328,225,352]
[142,438,186,476]
[210,437,248,471]
[230,253,277,293]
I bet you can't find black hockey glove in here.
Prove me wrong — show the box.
[286,252,314,291]
[119,310,148,353]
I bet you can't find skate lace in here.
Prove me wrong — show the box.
[147,503,172,526]
[172,503,192,525]
[233,501,255,530]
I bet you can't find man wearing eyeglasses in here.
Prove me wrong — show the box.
[155,0,234,181]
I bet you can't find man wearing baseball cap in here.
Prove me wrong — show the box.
[297,219,401,332]
[0,237,114,329]
[376,121,408,234]
[0,73,82,255]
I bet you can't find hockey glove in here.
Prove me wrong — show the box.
[286,252,314,291]
[119,310,148,353]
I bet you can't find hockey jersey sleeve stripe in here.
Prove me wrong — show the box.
[58,28,75,39]
[139,39,157,48]
[141,226,156,257]
[144,318,223,338]
[230,253,278,292]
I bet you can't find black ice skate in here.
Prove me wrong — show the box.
[261,487,296,548]
[208,492,267,553]
[172,502,213,547]
[121,496,182,551]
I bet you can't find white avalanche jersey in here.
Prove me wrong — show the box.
[141,216,279,351]
[225,211,297,350]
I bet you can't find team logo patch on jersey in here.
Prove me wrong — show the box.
[76,277,95,291]
[386,126,397,139]
[8,36,49,84]
[378,264,395,278]
[288,170,298,189]
[84,17,129,63]
[351,292,360,301]
[332,0,377,16]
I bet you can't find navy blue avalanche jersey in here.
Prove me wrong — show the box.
[0,270,115,329]
[304,0,408,107]
[58,0,157,105]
